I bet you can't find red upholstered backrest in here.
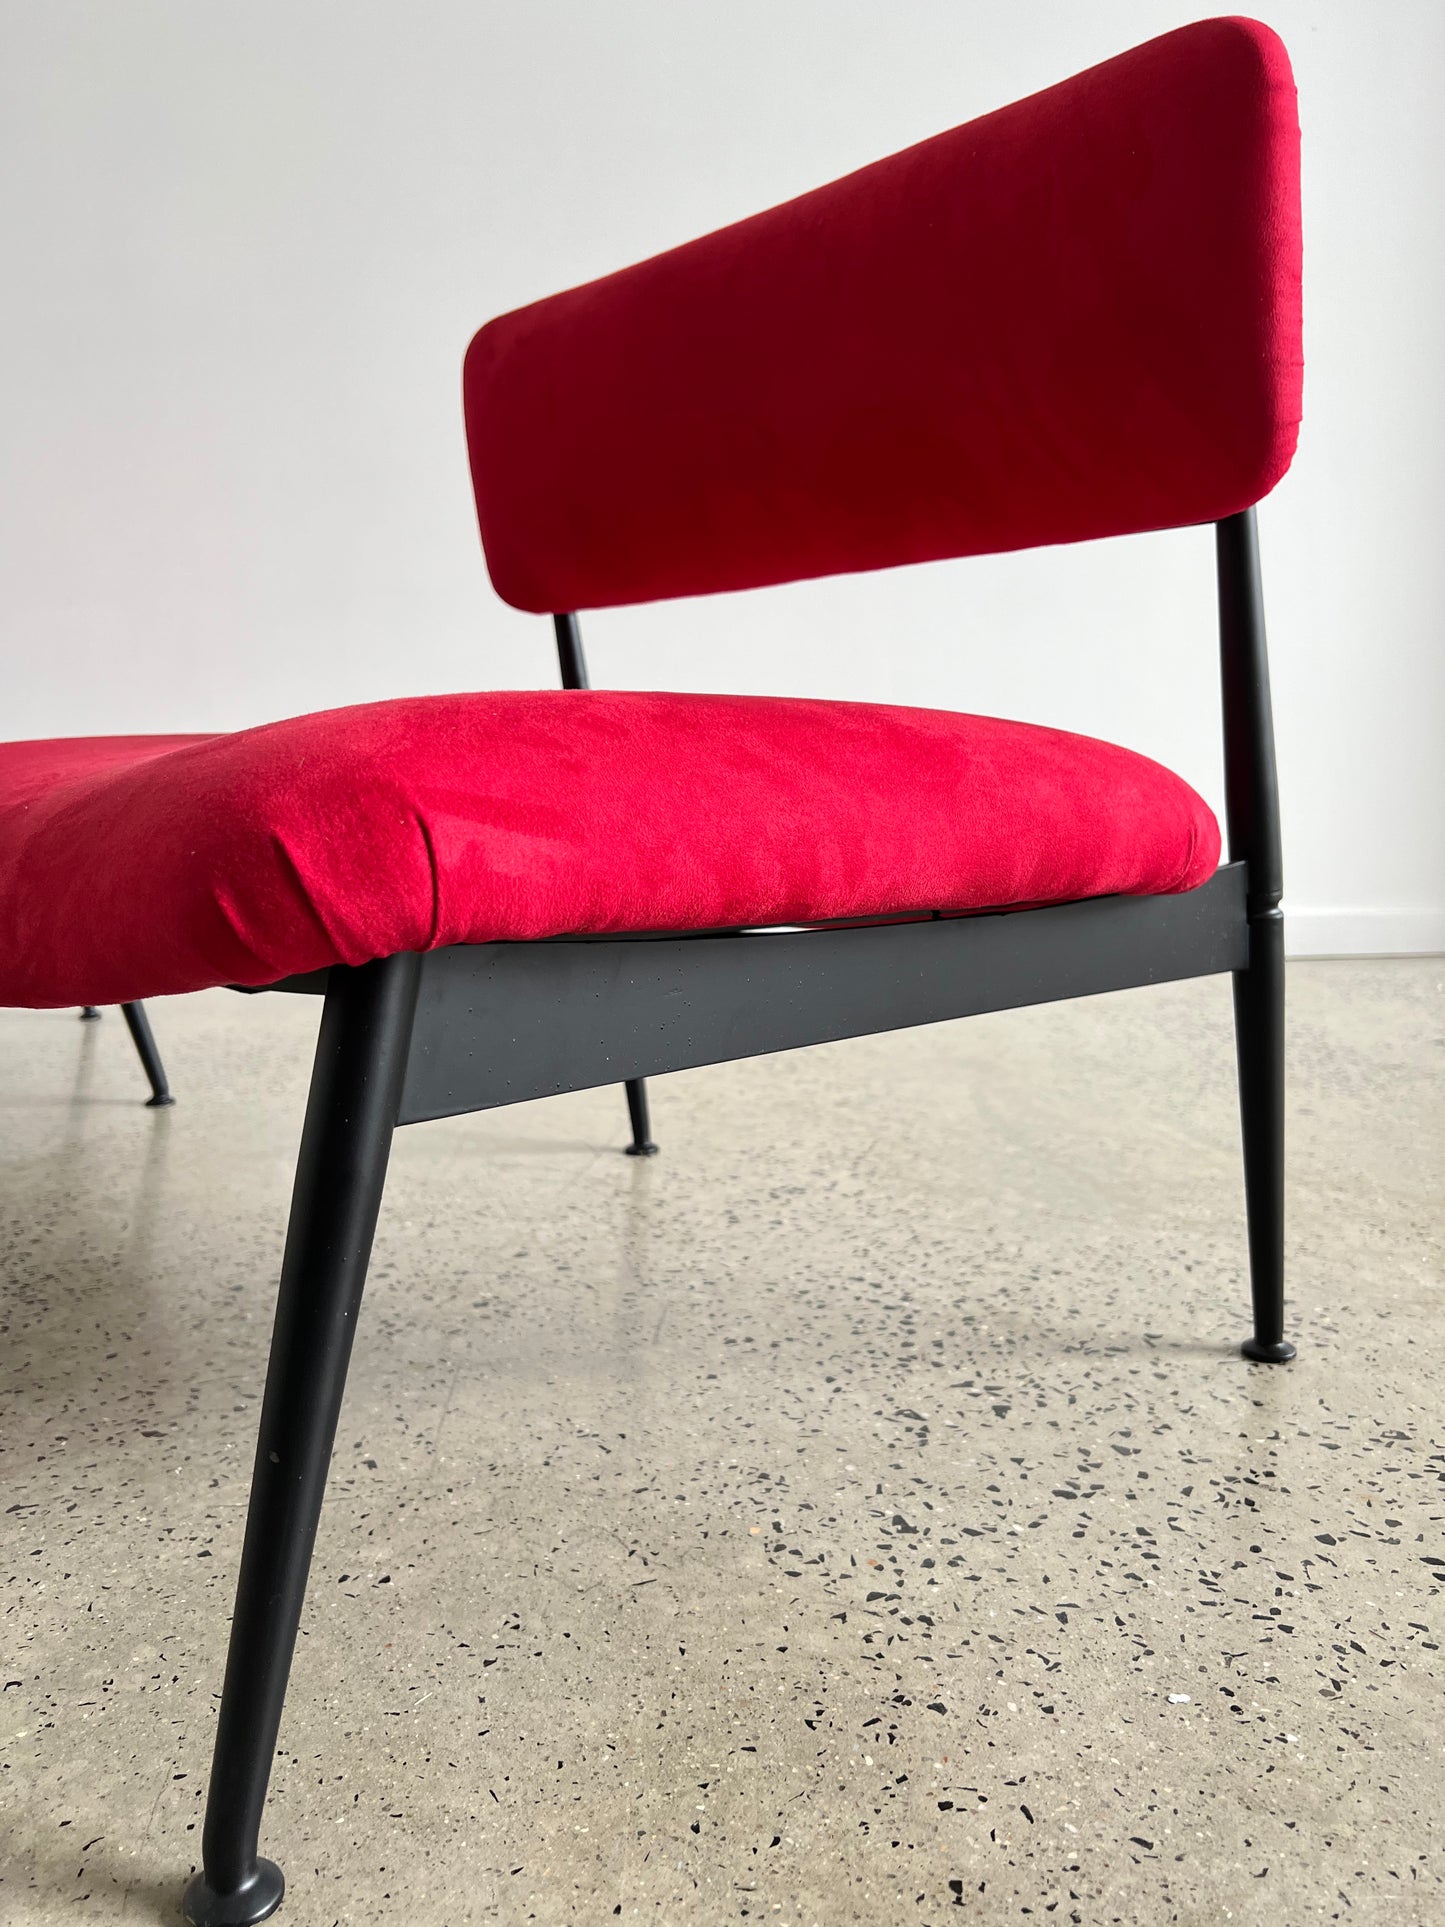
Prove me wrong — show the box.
[464,17,1302,614]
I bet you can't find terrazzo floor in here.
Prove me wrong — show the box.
[1,960,1441,1926]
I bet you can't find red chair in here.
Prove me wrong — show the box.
[0,19,1302,1922]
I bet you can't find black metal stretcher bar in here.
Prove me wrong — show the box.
[397,861,1249,1125]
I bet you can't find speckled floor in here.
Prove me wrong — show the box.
[1,961,1441,1927]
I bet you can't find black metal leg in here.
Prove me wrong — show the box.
[623,1076,658,1156]
[183,952,421,1926]
[120,1000,176,1106]
[1233,910,1293,1363]
[79,1005,102,1021]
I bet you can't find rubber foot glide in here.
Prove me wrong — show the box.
[182,1858,285,1926]
[1240,1337,1296,1363]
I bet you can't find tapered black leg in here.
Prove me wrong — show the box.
[1233,911,1293,1363]
[79,1005,102,1020]
[1217,512,1293,1365]
[120,1000,175,1106]
[624,1076,658,1156]
[183,952,421,1926]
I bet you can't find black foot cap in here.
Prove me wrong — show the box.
[1241,1336,1296,1364]
[79,1007,102,1021]
[625,1140,659,1158]
[145,1092,176,1108]
[183,1859,285,1926]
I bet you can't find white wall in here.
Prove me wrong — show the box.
[2,1,1441,955]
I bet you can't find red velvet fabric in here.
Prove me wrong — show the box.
[0,694,1219,1008]
[466,17,1303,613]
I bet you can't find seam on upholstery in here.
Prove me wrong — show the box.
[210,885,284,979]
[413,810,443,951]
[266,829,353,958]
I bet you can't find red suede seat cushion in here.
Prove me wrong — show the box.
[0,692,1219,1008]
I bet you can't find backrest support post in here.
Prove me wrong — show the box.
[553,612,590,691]
[1215,509,1283,916]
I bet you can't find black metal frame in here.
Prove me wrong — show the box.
[178,510,1290,1924]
